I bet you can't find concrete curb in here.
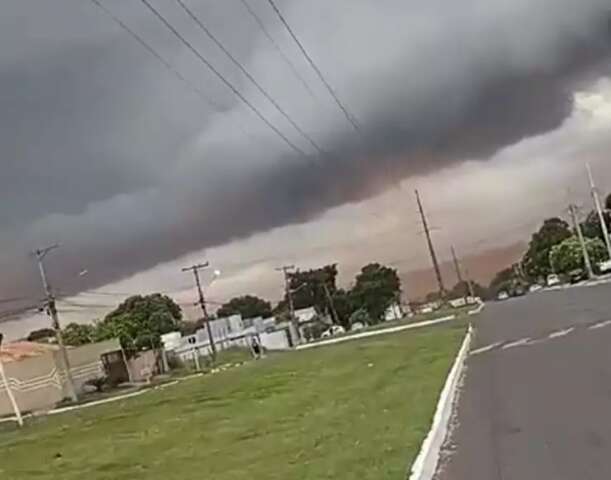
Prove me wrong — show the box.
[407,324,473,480]
[467,302,485,316]
[296,315,456,351]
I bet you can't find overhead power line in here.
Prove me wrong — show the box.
[265,0,361,133]
[174,0,324,156]
[137,0,306,156]
[89,0,270,146]
[238,0,317,100]
[89,0,219,111]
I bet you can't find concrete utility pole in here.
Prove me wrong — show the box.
[33,245,78,402]
[463,266,476,300]
[586,163,611,260]
[451,246,467,301]
[0,333,23,427]
[182,262,216,360]
[569,204,594,279]
[276,265,300,343]
[415,189,446,300]
[321,282,339,325]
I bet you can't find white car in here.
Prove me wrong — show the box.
[598,260,611,274]
[497,291,509,301]
[321,325,346,338]
[350,322,365,332]
[529,284,543,293]
[546,274,561,287]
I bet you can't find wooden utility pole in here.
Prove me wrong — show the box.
[416,190,446,299]
[33,245,78,402]
[182,262,216,360]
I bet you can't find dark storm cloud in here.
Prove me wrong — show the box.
[1,0,611,305]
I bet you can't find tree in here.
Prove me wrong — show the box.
[348,308,371,327]
[489,267,517,296]
[424,291,442,303]
[287,265,338,314]
[351,263,401,324]
[581,210,611,241]
[606,193,611,211]
[522,218,572,279]
[27,328,56,343]
[449,281,489,300]
[216,295,272,319]
[329,288,358,329]
[62,323,96,346]
[96,294,182,355]
[549,236,607,274]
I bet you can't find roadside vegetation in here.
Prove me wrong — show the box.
[0,322,466,480]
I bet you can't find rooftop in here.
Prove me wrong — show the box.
[0,341,59,363]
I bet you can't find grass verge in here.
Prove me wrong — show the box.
[0,321,467,480]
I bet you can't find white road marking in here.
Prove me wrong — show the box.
[588,320,611,330]
[501,338,531,350]
[548,327,575,339]
[470,342,502,356]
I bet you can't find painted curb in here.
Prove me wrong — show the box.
[407,324,473,480]
[467,302,485,316]
[296,315,456,351]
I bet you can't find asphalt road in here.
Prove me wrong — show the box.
[436,282,611,480]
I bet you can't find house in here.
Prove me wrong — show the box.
[294,307,318,324]
[384,303,404,321]
[171,314,291,362]
[0,338,123,416]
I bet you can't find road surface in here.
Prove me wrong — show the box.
[436,282,611,480]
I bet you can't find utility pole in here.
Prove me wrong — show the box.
[568,204,594,279]
[586,163,611,260]
[33,245,78,402]
[450,246,467,301]
[415,190,446,299]
[321,282,339,325]
[463,266,476,300]
[0,333,23,427]
[182,262,216,360]
[276,265,300,343]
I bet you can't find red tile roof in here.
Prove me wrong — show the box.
[0,341,59,363]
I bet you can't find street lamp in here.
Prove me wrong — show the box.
[0,333,23,427]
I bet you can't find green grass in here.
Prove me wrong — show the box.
[0,322,466,480]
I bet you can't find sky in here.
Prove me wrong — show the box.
[2,0,611,337]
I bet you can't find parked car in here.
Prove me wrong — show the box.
[546,274,561,287]
[529,284,543,293]
[569,269,587,284]
[350,322,365,332]
[598,260,611,274]
[497,291,509,301]
[321,325,346,338]
[513,285,526,297]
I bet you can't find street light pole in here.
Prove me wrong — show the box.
[33,245,78,402]
[0,333,23,427]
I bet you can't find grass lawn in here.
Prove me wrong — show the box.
[0,321,467,480]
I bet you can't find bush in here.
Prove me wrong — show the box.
[84,376,108,393]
